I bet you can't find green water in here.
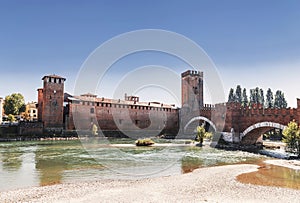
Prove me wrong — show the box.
[0,139,264,191]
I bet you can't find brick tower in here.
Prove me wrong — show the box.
[181,70,203,110]
[38,75,66,131]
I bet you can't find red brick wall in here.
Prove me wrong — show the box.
[216,102,297,132]
[181,70,203,110]
[67,101,179,136]
[42,77,65,130]
[37,88,43,122]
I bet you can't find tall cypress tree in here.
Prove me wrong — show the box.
[274,90,288,108]
[259,88,264,106]
[228,88,235,102]
[235,85,242,103]
[249,89,255,106]
[241,88,248,107]
[265,88,274,108]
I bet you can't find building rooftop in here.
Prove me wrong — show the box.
[42,74,66,80]
[67,94,177,109]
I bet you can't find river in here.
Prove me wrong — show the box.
[0,138,299,191]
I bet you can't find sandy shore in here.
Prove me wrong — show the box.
[1,164,300,203]
[265,159,300,170]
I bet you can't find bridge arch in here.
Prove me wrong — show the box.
[241,122,287,144]
[184,116,217,133]
[242,121,287,137]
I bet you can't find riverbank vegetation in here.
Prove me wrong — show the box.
[135,138,155,146]
[283,120,300,158]
[195,126,213,145]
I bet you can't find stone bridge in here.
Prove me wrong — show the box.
[183,99,300,145]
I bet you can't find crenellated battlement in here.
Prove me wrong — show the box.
[181,70,203,77]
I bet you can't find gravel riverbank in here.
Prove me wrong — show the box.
[1,164,299,203]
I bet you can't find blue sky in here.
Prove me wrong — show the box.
[0,0,300,106]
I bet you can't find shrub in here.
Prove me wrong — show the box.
[135,138,155,146]
[282,120,300,157]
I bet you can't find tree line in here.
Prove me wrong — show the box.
[228,85,287,108]
[2,93,26,122]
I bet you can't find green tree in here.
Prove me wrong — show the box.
[282,121,300,157]
[235,85,242,103]
[241,88,248,107]
[265,88,274,108]
[3,93,26,115]
[249,87,264,106]
[7,114,16,122]
[255,87,261,104]
[196,125,206,145]
[259,88,264,105]
[228,88,235,102]
[249,88,260,105]
[274,90,288,108]
[249,89,255,106]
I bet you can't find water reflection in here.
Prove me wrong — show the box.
[34,140,102,186]
[0,139,299,191]
[1,145,23,171]
[237,163,300,190]
[35,154,66,186]
[181,156,204,173]
[0,143,38,191]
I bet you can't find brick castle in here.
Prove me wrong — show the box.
[37,70,300,144]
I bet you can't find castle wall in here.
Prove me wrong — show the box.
[67,100,179,137]
[18,121,43,136]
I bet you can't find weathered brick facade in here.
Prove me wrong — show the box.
[37,88,43,122]
[191,101,300,144]
[37,71,300,144]
[181,70,203,110]
[66,95,179,137]
[38,75,66,132]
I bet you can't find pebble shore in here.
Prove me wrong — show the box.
[1,164,300,203]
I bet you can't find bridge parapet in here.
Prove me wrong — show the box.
[238,107,297,117]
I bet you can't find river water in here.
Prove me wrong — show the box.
[0,138,299,191]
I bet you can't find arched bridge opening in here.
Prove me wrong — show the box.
[184,116,217,134]
[241,122,287,145]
